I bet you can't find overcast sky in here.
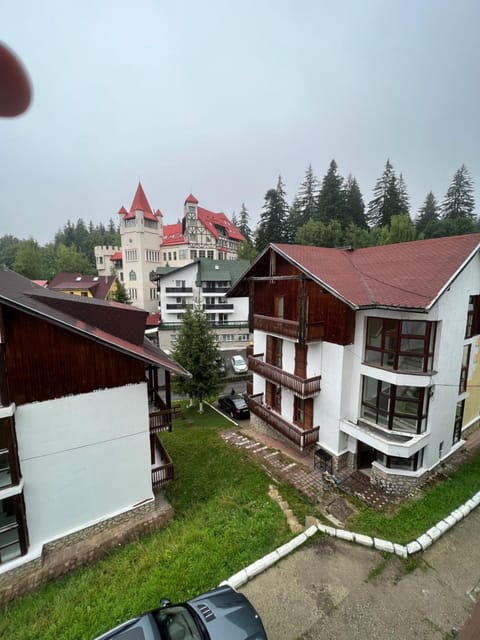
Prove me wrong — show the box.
[2,0,479,244]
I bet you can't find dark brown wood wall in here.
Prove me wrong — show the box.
[4,307,146,406]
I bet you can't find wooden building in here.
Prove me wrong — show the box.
[229,236,480,495]
[0,266,189,570]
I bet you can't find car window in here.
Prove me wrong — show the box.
[232,398,247,409]
[153,606,203,640]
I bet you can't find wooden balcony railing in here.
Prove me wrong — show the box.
[253,314,325,342]
[151,438,174,490]
[248,393,319,451]
[149,393,181,434]
[248,354,321,398]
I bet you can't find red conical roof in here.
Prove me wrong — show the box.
[185,193,199,204]
[130,182,153,214]
[118,206,127,215]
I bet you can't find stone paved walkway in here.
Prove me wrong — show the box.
[221,424,480,513]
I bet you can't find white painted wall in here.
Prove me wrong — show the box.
[16,383,153,548]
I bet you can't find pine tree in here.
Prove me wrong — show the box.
[255,175,289,252]
[416,191,439,234]
[367,159,401,227]
[397,173,411,217]
[171,307,224,412]
[111,278,131,304]
[342,175,367,229]
[316,159,344,223]
[237,203,252,244]
[441,165,475,220]
[296,164,319,226]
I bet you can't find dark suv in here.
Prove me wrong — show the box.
[218,394,250,420]
[93,585,267,639]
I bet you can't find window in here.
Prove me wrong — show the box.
[0,418,19,489]
[294,397,313,429]
[128,288,137,300]
[97,256,103,265]
[266,336,282,368]
[129,270,136,281]
[376,449,424,471]
[199,250,205,258]
[190,250,197,260]
[173,252,177,260]
[453,400,464,444]
[207,250,214,259]
[465,295,480,338]
[179,249,188,260]
[163,252,167,261]
[459,344,471,393]
[365,318,436,373]
[0,495,27,563]
[218,313,228,324]
[361,376,429,434]
[175,280,185,288]
[150,288,157,300]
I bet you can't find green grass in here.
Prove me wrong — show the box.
[347,452,480,544]
[0,404,310,640]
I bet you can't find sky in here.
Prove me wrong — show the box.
[2,0,480,244]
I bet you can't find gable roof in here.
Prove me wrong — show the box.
[47,273,116,300]
[0,266,190,376]
[161,223,187,247]
[229,235,480,311]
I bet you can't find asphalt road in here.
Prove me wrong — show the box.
[240,507,480,640]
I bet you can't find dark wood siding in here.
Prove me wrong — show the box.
[4,307,145,406]
[295,344,307,378]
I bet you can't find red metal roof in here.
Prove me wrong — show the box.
[47,273,117,300]
[146,312,160,327]
[185,193,199,204]
[161,223,187,247]
[110,251,122,261]
[272,235,480,310]
[197,207,245,242]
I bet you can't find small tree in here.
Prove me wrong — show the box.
[171,307,224,413]
[416,191,439,235]
[111,278,131,304]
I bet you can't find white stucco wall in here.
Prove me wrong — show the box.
[16,383,153,548]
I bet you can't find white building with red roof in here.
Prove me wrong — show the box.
[95,183,245,314]
[229,235,480,495]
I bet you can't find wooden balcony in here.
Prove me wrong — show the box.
[149,391,181,434]
[248,354,321,398]
[248,393,319,451]
[253,314,325,343]
[151,438,174,490]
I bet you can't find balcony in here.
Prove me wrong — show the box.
[151,438,174,490]
[203,303,234,310]
[149,393,181,433]
[340,418,429,458]
[253,314,325,343]
[248,354,321,398]
[166,304,188,310]
[248,393,319,451]
[202,286,230,293]
[165,286,193,293]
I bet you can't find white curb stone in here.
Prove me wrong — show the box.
[450,508,464,522]
[304,525,318,538]
[374,538,395,553]
[443,514,457,528]
[394,543,408,558]
[317,524,337,537]
[425,525,442,541]
[354,533,374,547]
[435,519,452,534]
[335,529,355,542]
[459,503,472,517]
[416,534,433,550]
[406,540,422,555]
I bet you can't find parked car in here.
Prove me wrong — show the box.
[231,354,248,374]
[214,356,226,375]
[93,585,267,639]
[219,394,250,419]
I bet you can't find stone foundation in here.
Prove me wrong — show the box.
[370,466,421,496]
[0,495,174,605]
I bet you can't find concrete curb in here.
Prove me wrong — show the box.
[220,488,480,589]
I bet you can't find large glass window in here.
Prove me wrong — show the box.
[365,318,436,372]
[376,449,424,471]
[453,400,464,444]
[0,418,19,489]
[459,344,471,393]
[361,376,429,434]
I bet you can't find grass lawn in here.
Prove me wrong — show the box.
[347,451,480,543]
[0,404,310,640]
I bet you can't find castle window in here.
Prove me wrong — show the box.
[129,270,136,281]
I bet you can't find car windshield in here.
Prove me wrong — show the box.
[232,398,247,409]
[153,606,203,640]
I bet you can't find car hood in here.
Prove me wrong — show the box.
[188,586,267,639]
